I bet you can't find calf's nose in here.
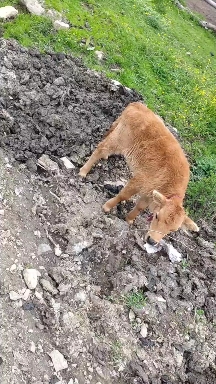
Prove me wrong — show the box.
[146,236,157,246]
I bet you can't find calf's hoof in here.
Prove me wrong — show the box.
[79,167,87,178]
[103,203,111,213]
[126,216,134,225]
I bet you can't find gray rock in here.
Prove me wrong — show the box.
[40,278,58,295]
[38,243,52,255]
[95,50,104,61]
[67,240,93,255]
[23,268,40,289]
[60,157,75,170]
[54,20,70,30]
[9,290,21,301]
[37,154,59,173]
[0,6,18,19]
[74,290,86,302]
[129,309,136,322]
[58,283,71,294]
[140,323,148,338]
[53,77,65,86]
[49,350,68,372]
[21,0,45,16]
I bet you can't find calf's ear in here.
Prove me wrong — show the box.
[181,215,199,232]
[152,190,166,207]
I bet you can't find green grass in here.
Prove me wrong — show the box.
[111,340,123,366]
[1,0,216,218]
[125,291,147,309]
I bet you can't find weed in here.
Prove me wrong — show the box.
[195,308,206,322]
[181,259,189,271]
[124,291,147,310]
[111,340,123,366]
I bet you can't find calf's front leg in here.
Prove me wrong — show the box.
[126,195,150,224]
[103,177,141,213]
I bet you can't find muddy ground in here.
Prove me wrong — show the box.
[0,39,216,384]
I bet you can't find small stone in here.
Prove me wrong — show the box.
[38,243,52,255]
[74,290,86,302]
[35,291,43,300]
[54,244,62,257]
[22,288,31,300]
[10,264,17,272]
[95,367,105,379]
[60,157,75,170]
[49,350,68,372]
[21,0,45,16]
[37,154,59,173]
[40,278,58,295]
[23,268,40,289]
[0,6,18,19]
[53,77,65,86]
[34,230,41,238]
[58,283,71,294]
[23,302,35,311]
[95,50,104,61]
[174,349,183,367]
[54,20,70,30]
[70,240,92,255]
[29,341,36,353]
[68,380,74,384]
[110,79,122,91]
[9,291,21,301]
[140,323,148,338]
[0,209,4,215]
[129,309,136,322]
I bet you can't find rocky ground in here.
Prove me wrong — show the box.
[0,39,216,384]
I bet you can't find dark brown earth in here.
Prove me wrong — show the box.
[0,39,216,384]
[186,0,216,25]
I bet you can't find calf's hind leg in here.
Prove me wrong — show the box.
[103,177,141,213]
[126,195,150,224]
[79,121,119,177]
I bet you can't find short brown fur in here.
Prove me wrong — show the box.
[79,102,199,243]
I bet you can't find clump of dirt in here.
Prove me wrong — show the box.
[0,39,141,165]
[0,39,216,384]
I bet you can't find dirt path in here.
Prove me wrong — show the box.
[0,39,216,384]
[186,0,216,24]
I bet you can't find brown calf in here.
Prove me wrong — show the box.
[79,102,199,244]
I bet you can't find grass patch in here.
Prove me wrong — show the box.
[1,0,216,218]
[111,340,123,366]
[124,291,147,309]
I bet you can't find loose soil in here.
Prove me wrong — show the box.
[0,39,216,384]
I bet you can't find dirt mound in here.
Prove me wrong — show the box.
[0,39,216,384]
[0,39,141,165]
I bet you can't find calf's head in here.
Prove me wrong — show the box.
[146,190,199,245]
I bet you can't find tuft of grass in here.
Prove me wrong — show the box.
[195,308,206,323]
[181,259,189,271]
[111,340,123,366]
[124,291,147,309]
[1,0,216,218]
